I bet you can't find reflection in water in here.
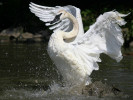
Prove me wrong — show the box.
[0,43,133,100]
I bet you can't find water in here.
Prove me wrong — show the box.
[0,43,133,100]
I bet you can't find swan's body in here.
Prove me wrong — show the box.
[29,3,129,87]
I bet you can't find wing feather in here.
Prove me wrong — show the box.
[29,2,84,35]
[69,11,128,76]
[30,2,56,10]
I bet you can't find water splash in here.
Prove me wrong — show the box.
[47,82,83,95]
[1,85,131,100]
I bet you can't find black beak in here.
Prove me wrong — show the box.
[50,13,62,24]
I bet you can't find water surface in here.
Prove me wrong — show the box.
[0,43,133,100]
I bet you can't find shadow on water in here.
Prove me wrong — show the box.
[0,43,133,100]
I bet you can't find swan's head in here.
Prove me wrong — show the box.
[50,10,67,24]
[107,11,130,26]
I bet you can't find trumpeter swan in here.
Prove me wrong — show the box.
[29,2,129,87]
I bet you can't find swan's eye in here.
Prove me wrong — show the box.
[50,13,62,24]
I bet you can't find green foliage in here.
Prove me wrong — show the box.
[81,9,96,32]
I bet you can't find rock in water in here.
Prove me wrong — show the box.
[82,81,128,97]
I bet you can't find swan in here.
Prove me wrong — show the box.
[29,3,129,87]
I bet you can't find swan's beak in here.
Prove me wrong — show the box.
[50,13,62,24]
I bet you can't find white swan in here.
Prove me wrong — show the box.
[29,3,129,87]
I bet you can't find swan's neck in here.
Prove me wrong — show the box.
[59,12,79,40]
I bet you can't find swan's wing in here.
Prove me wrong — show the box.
[69,11,128,75]
[29,2,84,36]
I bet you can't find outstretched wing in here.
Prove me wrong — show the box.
[29,2,84,39]
[68,11,128,76]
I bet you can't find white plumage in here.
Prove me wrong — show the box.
[29,2,129,87]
